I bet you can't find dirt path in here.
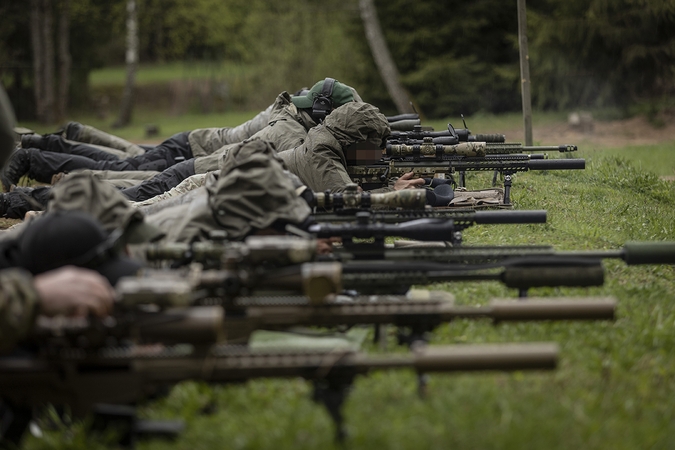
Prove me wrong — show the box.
[496,114,675,148]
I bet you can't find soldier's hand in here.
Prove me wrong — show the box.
[316,237,340,254]
[393,172,426,190]
[34,266,115,318]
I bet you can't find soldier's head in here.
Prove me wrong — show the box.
[291,78,361,123]
[209,138,312,240]
[17,210,144,286]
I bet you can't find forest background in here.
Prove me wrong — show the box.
[1,0,675,127]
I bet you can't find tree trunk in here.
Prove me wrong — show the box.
[41,0,55,124]
[56,0,71,122]
[29,0,57,124]
[517,0,533,146]
[29,0,45,122]
[114,0,138,128]
[358,0,414,114]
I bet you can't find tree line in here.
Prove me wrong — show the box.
[0,0,673,123]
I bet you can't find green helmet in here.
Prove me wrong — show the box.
[291,78,357,121]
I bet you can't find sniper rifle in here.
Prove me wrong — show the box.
[142,237,675,298]
[347,156,586,205]
[15,280,617,444]
[0,342,559,445]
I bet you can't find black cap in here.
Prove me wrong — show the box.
[17,210,143,286]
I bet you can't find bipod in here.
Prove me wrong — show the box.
[312,377,354,443]
[90,404,184,448]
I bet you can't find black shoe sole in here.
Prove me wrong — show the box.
[1,173,14,193]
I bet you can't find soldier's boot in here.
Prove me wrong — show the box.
[63,121,83,140]
[0,149,31,192]
[70,122,146,156]
[20,134,48,150]
[0,192,8,217]
[0,187,48,219]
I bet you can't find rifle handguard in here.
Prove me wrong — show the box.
[501,264,605,288]
[311,187,426,210]
[387,142,487,158]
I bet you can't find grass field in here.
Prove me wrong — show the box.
[88,62,252,87]
[13,115,675,449]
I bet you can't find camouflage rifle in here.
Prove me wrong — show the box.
[347,156,586,205]
[305,182,541,218]
[385,140,577,158]
[305,187,547,241]
[307,185,428,211]
[309,205,547,246]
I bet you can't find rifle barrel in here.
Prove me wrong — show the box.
[135,343,559,377]
[542,243,675,265]
[378,343,559,372]
[473,210,547,224]
[338,259,605,292]
[527,158,585,170]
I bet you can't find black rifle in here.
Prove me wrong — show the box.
[309,210,547,245]
[387,113,422,132]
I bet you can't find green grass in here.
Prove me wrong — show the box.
[581,142,675,178]
[18,125,675,449]
[89,62,252,87]
[18,110,261,143]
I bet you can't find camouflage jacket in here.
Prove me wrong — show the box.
[145,139,310,244]
[278,102,391,194]
[0,268,39,353]
[193,92,315,174]
[187,104,274,158]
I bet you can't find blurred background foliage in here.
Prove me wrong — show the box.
[0,0,674,121]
